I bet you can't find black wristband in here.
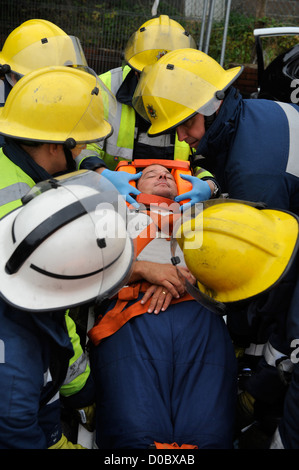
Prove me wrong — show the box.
[79,156,107,171]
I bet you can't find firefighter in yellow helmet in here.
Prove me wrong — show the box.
[100,15,196,169]
[0,65,120,447]
[0,22,139,439]
[83,15,220,209]
[133,47,299,447]
[171,198,299,447]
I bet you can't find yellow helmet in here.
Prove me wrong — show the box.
[0,66,114,146]
[171,200,299,313]
[0,19,88,76]
[124,15,196,72]
[132,48,243,135]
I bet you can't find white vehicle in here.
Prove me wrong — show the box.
[253,26,299,102]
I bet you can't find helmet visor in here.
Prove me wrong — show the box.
[170,201,227,315]
[171,199,299,315]
[64,73,116,146]
[0,68,116,145]
[5,170,135,310]
[6,35,89,75]
[58,170,135,302]
[133,61,224,124]
[171,199,282,315]
[125,25,196,71]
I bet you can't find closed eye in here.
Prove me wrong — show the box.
[144,171,174,181]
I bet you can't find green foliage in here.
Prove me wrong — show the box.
[202,12,299,67]
[1,2,298,72]
[60,8,299,70]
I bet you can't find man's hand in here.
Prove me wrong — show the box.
[101,169,142,208]
[141,284,173,314]
[132,261,186,298]
[140,266,196,314]
[175,174,211,210]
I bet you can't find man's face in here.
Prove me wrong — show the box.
[176,113,206,149]
[137,164,178,199]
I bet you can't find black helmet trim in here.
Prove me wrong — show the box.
[6,199,88,274]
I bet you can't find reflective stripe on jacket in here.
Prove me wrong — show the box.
[0,147,34,218]
[60,312,90,397]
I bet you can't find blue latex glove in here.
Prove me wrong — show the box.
[174,174,211,211]
[101,169,142,208]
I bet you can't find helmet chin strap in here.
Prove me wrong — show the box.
[63,146,77,172]
[204,112,217,131]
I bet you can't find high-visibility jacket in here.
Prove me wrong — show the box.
[80,66,214,182]
[0,148,35,218]
[96,66,190,166]
[0,142,93,401]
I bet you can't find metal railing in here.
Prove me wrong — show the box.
[0,0,297,73]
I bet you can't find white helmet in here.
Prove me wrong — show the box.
[0,170,134,312]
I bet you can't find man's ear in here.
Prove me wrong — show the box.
[48,143,63,155]
[48,143,64,157]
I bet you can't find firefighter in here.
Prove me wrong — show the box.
[0,21,141,430]
[0,169,134,448]
[81,15,220,207]
[132,47,299,446]
[0,64,136,437]
[172,200,299,449]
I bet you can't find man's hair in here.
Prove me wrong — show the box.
[6,137,43,148]
[135,167,145,189]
